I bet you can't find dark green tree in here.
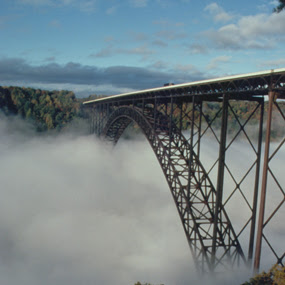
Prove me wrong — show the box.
[0,86,88,132]
[274,0,285,13]
[242,265,285,285]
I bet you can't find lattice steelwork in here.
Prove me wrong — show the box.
[84,69,285,274]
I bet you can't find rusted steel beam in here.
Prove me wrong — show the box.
[212,94,228,266]
[248,100,264,263]
[254,91,276,272]
[84,69,285,274]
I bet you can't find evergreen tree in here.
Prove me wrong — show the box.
[274,0,285,13]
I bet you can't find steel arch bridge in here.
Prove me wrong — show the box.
[84,68,285,274]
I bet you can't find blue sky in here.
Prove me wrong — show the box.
[0,0,284,97]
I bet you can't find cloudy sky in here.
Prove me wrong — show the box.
[0,0,285,96]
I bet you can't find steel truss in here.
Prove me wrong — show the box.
[84,69,285,274]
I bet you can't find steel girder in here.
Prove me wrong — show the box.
[85,89,284,274]
[254,94,285,270]
[99,104,247,273]
[84,69,285,274]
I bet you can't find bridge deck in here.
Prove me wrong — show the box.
[83,67,285,273]
[84,68,285,105]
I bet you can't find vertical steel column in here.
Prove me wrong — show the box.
[95,105,99,136]
[179,102,183,133]
[188,96,196,198]
[169,97,174,154]
[98,104,101,135]
[187,96,197,260]
[107,103,110,121]
[196,101,202,160]
[185,96,202,272]
[168,98,174,182]
[212,94,229,266]
[154,97,157,134]
[99,103,103,135]
[101,104,103,134]
[142,98,145,115]
[89,107,94,134]
[248,99,264,263]
[92,107,95,134]
[254,91,276,272]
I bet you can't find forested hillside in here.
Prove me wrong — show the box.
[0,86,91,131]
[133,264,285,285]
[241,264,285,285]
[0,86,284,139]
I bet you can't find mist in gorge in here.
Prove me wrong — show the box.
[0,114,284,285]
[0,115,196,285]
[1,0,285,282]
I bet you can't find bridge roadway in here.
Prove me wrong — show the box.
[84,68,285,274]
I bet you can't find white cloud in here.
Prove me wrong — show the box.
[259,58,285,68]
[0,15,19,29]
[149,60,169,70]
[103,36,115,43]
[106,5,117,15]
[129,0,148,8]
[152,39,168,47]
[156,30,187,40]
[78,0,96,12]
[173,63,199,73]
[44,56,56,62]
[207,55,232,70]
[92,44,155,59]
[128,45,155,55]
[188,43,208,54]
[18,0,52,4]
[17,0,97,12]
[153,19,169,26]
[204,10,285,50]
[130,31,148,42]
[153,19,185,27]
[237,12,285,38]
[2,81,135,97]
[49,19,61,28]
[0,57,203,95]
[270,0,279,6]
[60,0,74,5]
[205,2,234,23]
[91,46,114,57]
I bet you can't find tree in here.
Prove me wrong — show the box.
[241,264,285,285]
[0,86,87,132]
[274,0,285,13]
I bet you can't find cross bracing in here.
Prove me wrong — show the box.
[84,69,285,274]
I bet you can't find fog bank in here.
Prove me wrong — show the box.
[0,116,196,285]
[0,116,283,284]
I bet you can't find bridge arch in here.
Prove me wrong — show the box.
[101,106,245,273]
